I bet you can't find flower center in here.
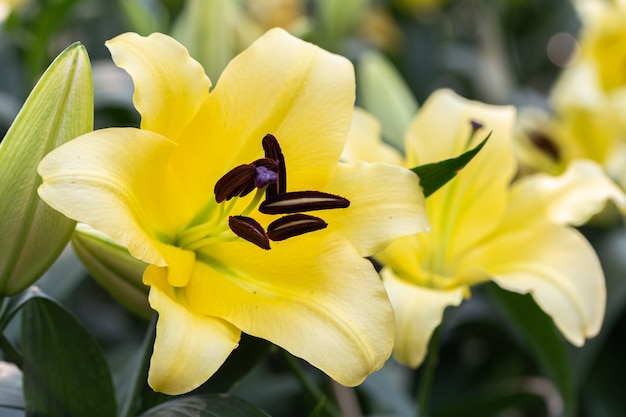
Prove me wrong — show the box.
[176,134,349,251]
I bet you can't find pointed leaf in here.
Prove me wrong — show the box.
[0,42,93,295]
[0,286,52,331]
[484,283,575,417]
[20,297,116,417]
[171,0,237,82]
[139,394,272,417]
[411,135,489,198]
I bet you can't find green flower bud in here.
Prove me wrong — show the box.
[0,43,92,296]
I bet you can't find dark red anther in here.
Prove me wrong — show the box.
[259,190,350,215]
[526,129,560,162]
[214,164,257,203]
[267,214,328,241]
[262,134,286,197]
[228,216,270,250]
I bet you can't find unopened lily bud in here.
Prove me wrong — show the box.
[0,43,92,296]
[72,224,151,319]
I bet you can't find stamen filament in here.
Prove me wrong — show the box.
[186,234,239,251]
[240,187,266,217]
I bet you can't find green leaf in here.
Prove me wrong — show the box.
[0,361,23,409]
[20,296,116,417]
[199,335,272,394]
[170,0,238,83]
[356,51,419,151]
[0,286,51,331]
[118,316,169,417]
[0,42,93,296]
[484,283,575,417]
[410,135,489,198]
[434,383,545,417]
[118,0,167,35]
[139,394,272,417]
[314,0,368,48]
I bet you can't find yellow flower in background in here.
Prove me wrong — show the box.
[344,89,623,367]
[517,0,626,189]
[37,29,430,394]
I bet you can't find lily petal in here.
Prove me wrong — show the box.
[38,128,185,265]
[143,265,241,395]
[406,89,517,254]
[507,159,626,227]
[342,107,404,165]
[463,223,605,345]
[382,267,464,367]
[172,27,355,194]
[322,161,430,257]
[106,32,211,141]
[185,234,394,386]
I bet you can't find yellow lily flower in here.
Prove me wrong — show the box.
[344,89,620,367]
[37,29,429,394]
[518,0,626,189]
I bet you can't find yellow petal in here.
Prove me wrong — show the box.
[106,32,211,141]
[185,234,394,386]
[406,89,517,256]
[322,161,430,257]
[375,235,429,284]
[507,159,626,228]
[382,267,464,367]
[341,107,404,165]
[38,128,187,266]
[171,27,356,195]
[143,265,241,395]
[463,223,605,345]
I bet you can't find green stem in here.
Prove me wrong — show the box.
[416,327,442,417]
[0,331,23,368]
[120,314,158,417]
[281,350,341,417]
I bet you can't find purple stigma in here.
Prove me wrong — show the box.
[470,119,484,133]
[254,166,278,188]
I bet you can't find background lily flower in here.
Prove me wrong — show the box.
[37,28,429,394]
[516,0,626,194]
[343,89,616,368]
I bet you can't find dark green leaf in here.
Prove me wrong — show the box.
[0,361,23,409]
[20,297,116,417]
[434,381,546,417]
[410,135,489,198]
[200,335,272,394]
[139,394,272,417]
[306,397,325,417]
[0,286,52,331]
[118,315,169,417]
[484,283,575,417]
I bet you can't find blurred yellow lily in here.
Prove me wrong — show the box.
[344,89,623,367]
[518,0,626,189]
[37,29,429,394]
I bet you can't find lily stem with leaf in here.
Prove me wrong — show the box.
[416,326,441,417]
[281,349,342,417]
